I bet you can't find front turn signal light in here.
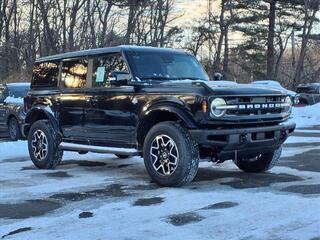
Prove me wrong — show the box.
[202,100,208,113]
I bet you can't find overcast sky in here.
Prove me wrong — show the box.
[176,0,208,18]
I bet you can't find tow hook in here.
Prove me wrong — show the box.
[280,130,288,141]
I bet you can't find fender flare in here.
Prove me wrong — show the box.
[136,103,198,146]
[6,112,20,124]
[141,104,197,129]
[25,106,61,134]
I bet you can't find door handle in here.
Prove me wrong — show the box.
[55,98,61,105]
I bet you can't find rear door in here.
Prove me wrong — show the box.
[84,53,137,148]
[58,58,89,140]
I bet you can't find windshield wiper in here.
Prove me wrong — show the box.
[170,77,207,81]
[139,76,170,81]
[139,76,207,81]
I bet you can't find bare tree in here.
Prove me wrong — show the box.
[293,0,319,86]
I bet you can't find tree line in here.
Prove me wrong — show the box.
[0,0,319,88]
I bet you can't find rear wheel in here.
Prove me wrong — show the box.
[233,147,282,173]
[8,117,21,141]
[28,120,63,169]
[143,122,199,187]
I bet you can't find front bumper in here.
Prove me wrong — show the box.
[189,121,296,161]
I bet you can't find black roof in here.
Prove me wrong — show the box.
[36,45,186,63]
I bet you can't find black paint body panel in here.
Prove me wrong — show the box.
[24,46,295,158]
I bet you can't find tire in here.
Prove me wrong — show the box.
[143,121,199,187]
[233,147,282,173]
[115,154,130,159]
[28,120,63,169]
[8,117,21,141]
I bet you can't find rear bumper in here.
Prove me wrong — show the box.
[189,121,296,160]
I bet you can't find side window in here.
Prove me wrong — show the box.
[61,59,88,89]
[32,61,59,88]
[92,54,130,87]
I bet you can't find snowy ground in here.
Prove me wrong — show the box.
[0,105,320,240]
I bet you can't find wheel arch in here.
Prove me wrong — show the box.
[137,105,197,148]
[298,97,309,105]
[24,106,61,137]
[6,113,19,126]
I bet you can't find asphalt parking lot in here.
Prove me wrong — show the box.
[0,126,320,240]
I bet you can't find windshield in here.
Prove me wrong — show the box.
[126,51,209,81]
[7,85,30,98]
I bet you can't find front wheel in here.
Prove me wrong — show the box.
[143,122,199,187]
[28,120,63,169]
[233,147,282,173]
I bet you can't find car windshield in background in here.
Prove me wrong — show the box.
[126,51,209,81]
[8,85,30,98]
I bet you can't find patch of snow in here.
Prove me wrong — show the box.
[285,136,320,144]
[291,104,320,128]
[252,80,297,96]
[4,96,24,105]
[0,141,28,158]
[294,130,320,133]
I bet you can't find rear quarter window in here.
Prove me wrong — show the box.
[32,61,60,88]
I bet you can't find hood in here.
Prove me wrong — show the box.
[202,81,286,96]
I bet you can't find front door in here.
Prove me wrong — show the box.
[83,53,137,148]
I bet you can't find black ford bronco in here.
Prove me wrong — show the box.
[24,46,296,186]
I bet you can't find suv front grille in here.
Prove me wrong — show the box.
[225,96,286,116]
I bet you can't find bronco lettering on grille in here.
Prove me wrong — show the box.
[238,103,281,109]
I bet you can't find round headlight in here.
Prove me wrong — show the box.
[285,96,292,111]
[286,96,292,106]
[211,98,227,118]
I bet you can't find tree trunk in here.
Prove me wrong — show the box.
[213,0,226,72]
[125,0,137,44]
[293,2,319,86]
[267,0,276,79]
[223,27,229,74]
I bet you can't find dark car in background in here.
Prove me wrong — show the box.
[296,83,320,105]
[0,83,30,140]
[252,80,299,105]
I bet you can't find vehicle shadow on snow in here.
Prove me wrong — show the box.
[193,168,303,189]
[19,156,304,190]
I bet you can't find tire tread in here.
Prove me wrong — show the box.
[28,120,63,169]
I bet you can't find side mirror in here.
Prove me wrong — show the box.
[213,72,223,81]
[110,71,131,86]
